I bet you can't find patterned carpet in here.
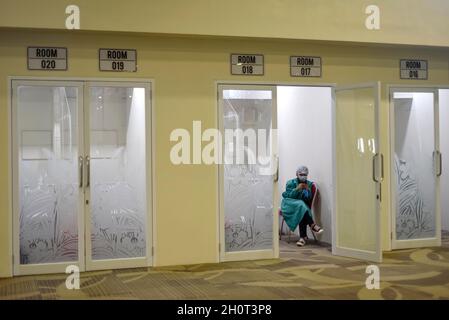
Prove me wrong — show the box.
[1,232,449,300]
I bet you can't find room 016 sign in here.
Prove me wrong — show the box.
[400,59,428,80]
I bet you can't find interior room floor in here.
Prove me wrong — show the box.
[1,232,449,300]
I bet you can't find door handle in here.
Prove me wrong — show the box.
[85,156,90,187]
[78,156,83,188]
[372,153,384,183]
[379,153,384,182]
[372,154,379,182]
[433,151,442,177]
[273,155,279,182]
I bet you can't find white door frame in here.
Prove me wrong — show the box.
[10,77,154,275]
[216,81,336,263]
[389,85,442,249]
[332,82,383,263]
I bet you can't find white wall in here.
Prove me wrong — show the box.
[440,90,449,231]
[277,86,333,243]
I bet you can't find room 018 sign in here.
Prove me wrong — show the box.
[230,54,264,75]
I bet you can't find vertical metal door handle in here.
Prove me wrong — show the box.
[372,153,384,182]
[79,156,83,188]
[273,155,279,182]
[433,151,436,175]
[372,154,379,182]
[85,156,90,187]
[380,153,384,182]
[433,151,442,177]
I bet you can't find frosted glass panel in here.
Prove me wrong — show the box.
[17,86,79,264]
[336,88,377,252]
[394,92,436,239]
[222,90,274,252]
[90,87,147,260]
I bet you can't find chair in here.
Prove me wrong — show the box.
[279,182,319,243]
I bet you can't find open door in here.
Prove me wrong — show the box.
[218,84,279,262]
[390,87,441,249]
[333,82,382,263]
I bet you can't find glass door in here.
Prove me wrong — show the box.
[390,87,441,249]
[85,82,151,271]
[333,83,382,262]
[12,80,85,275]
[12,79,152,275]
[218,84,278,262]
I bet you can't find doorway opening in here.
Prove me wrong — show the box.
[277,86,333,246]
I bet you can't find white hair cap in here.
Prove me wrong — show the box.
[296,165,309,175]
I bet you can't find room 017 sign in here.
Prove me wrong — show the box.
[290,56,322,77]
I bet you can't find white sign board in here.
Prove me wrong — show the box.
[99,49,137,72]
[290,56,322,77]
[400,59,428,80]
[27,47,67,70]
[231,54,264,75]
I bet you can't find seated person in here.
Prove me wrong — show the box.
[281,165,323,247]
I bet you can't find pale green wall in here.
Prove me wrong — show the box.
[0,29,448,277]
[1,0,449,47]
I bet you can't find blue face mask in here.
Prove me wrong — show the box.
[298,175,307,183]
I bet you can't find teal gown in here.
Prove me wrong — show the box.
[281,178,313,232]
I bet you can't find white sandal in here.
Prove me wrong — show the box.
[296,238,306,247]
[310,223,324,235]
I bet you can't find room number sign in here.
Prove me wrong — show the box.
[27,47,68,70]
[400,59,428,80]
[99,48,137,72]
[231,54,264,75]
[290,56,322,77]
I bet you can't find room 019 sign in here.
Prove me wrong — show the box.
[99,48,137,72]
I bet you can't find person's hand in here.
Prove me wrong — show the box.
[296,183,308,190]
